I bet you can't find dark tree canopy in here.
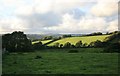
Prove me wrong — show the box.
[32,42,43,50]
[75,40,82,48]
[104,31,120,43]
[85,32,102,36]
[53,42,60,48]
[43,36,53,40]
[2,31,32,52]
[63,42,72,48]
[103,31,120,53]
[62,35,72,38]
[88,40,103,48]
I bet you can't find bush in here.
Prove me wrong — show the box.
[88,42,94,47]
[103,42,120,53]
[2,31,32,52]
[53,42,60,48]
[43,36,53,40]
[35,55,42,59]
[104,31,120,43]
[83,43,88,47]
[86,32,102,36]
[60,44,63,48]
[32,42,44,50]
[63,42,72,48]
[88,40,103,48]
[71,45,75,48]
[62,35,72,38]
[75,40,82,48]
[68,50,79,53]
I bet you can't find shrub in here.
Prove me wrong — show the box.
[2,31,32,52]
[32,42,44,50]
[86,32,102,36]
[62,35,72,38]
[94,40,103,47]
[43,36,53,40]
[35,55,42,59]
[88,40,103,48]
[88,42,94,47]
[53,42,60,48]
[60,44,63,48]
[71,45,75,48]
[63,42,72,48]
[104,31,120,42]
[103,42,120,53]
[75,40,82,48]
[83,43,88,47]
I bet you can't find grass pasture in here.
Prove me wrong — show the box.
[32,40,52,44]
[48,35,109,46]
[41,40,52,44]
[2,48,118,74]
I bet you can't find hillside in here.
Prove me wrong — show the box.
[104,32,120,43]
[32,40,52,44]
[48,35,110,46]
[27,34,83,40]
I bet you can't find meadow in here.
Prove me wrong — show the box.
[32,35,110,46]
[32,40,52,44]
[3,33,119,74]
[47,35,109,46]
[2,48,118,74]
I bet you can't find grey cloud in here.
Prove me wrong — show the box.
[18,11,62,28]
[15,11,63,34]
[17,9,85,33]
[16,6,118,34]
[105,15,118,22]
[68,8,86,19]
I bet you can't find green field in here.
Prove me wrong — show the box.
[32,40,52,44]
[48,35,109,46]
[3,48,118,74]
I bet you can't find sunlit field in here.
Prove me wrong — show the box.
[32,40,52,44]
[48,35,109,46]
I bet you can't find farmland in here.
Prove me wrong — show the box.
[2,48,118,74]
[32,40,52,44]
[2,31,119,74]
[48,35,109,46]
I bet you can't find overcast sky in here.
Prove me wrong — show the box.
[0,0,119,34]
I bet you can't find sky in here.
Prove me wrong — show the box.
[0,0,119,34]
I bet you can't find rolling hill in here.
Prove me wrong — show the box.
[48,35,110,46]
[32,40,52,44]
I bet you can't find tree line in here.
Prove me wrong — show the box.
[2,31,120,53]
[2,31,32,52]
[32,31,117,42]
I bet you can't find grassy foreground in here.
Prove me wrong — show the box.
[48,35,109,46]
[3,48,118,74]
